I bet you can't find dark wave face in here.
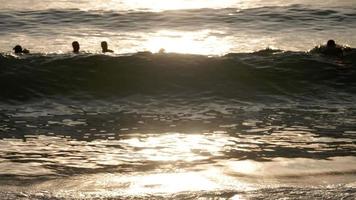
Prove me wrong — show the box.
[0,51,355,101]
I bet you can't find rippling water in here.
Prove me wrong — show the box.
[0,0,356,199]
[1,0,356,54]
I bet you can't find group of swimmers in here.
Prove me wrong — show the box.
[12,39,349,57]
[13,41,114,54]
[72,41,114,54]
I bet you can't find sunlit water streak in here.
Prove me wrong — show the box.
[0,132,355,198]
[0,0,356,54]
[2,0,356,11]
[1,95,356,198]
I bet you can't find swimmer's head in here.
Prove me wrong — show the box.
[72,41,80,53]
[101,41,108,51]
[13,45,23,53]
[327,40,336,48]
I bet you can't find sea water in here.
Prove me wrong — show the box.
[0,0,356,199]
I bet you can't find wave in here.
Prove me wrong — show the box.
[1,5,355,32]
[0,49,356,101]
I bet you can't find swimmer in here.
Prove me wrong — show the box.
[319,39,343,57]
[72,41,80,53]
[101,41,114,53]
[13,45,30,54]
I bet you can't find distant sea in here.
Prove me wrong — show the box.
[0,0,355,199]
[1,0,356,54]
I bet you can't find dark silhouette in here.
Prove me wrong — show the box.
[327,40,336,47]
[13,45,30,54]
[320,39,343,57]
[101,41,114,53]
[72,41,80,53]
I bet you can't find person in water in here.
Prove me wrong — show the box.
[13,45,30,54]
[320,39,343,57]
[101,41,114,53]
[72,41,80,53]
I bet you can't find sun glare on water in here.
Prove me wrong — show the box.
[121,0,238,11]
[77,132,254,196]
[143,30,232,55]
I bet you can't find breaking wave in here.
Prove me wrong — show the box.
[1,49,355,101]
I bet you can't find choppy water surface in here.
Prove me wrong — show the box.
[1,102,356,199]
[0,0,356,54]
[1,0,356,199]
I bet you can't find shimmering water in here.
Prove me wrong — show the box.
[0,0,356,199]
[0,0,356,54]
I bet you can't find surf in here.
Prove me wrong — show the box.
[1,50,355,101]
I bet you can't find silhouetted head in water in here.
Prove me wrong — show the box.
[327,40,336,48]
[13,45,30,54]
[101,41,113,53]
[13,45,23,53]
[320,39,343,57]
[72,41,80,53]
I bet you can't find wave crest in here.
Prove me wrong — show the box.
[0,50,355,101]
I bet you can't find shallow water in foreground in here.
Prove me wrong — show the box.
[0,99,356,199]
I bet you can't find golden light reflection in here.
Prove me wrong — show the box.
[7,0,356,12]
[95,168,252,196]
[127,172,218,194]
[227,160,260,174]
[120,132,233,162]
[5,134,356,198]
[121,0,239,11]
[143,30,232,55]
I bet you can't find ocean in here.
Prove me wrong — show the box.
[0,0,356,199]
